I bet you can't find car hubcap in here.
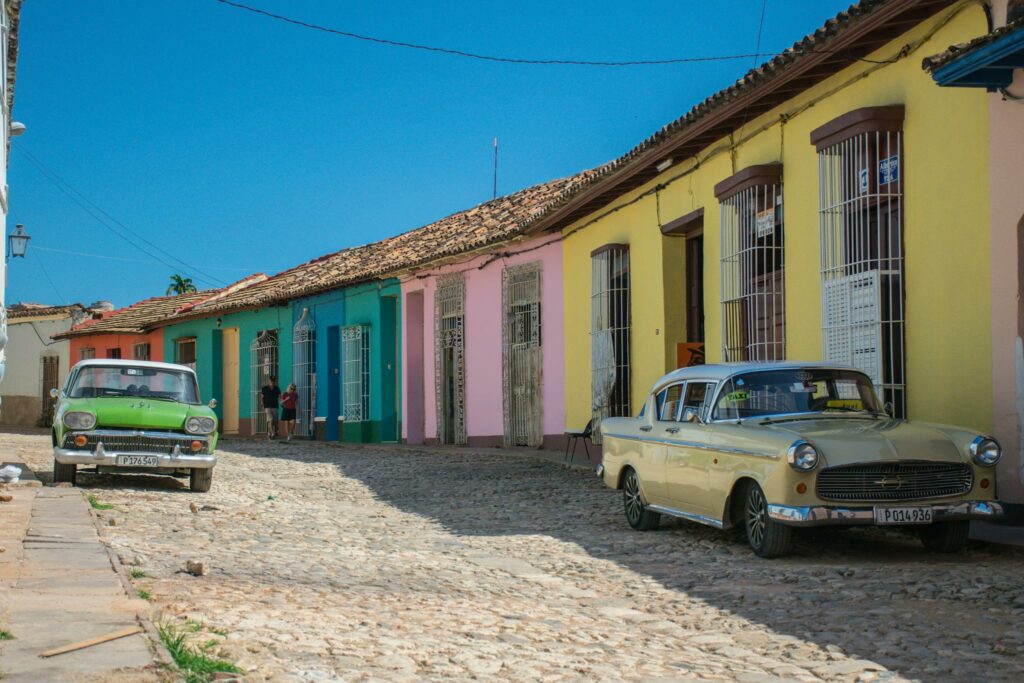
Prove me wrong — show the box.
[746,486,766,548]
[624,471,642,523]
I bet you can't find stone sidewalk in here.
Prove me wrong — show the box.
[0,470,160,682]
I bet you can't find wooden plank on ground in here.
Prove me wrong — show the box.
[39,626,143,658]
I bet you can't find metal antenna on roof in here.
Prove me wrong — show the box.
[492,137,499,200]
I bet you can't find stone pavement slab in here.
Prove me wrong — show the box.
[0,487,160,682]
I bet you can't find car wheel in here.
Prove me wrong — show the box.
[53,461,77,486]
[744,482,792,558]
[622,468,660,531]
[189,468,213,493]
[919,520,969,553]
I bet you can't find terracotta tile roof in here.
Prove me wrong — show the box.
[518,0,957,234]
[7,303,85,321]
[152,170,603,322]
[922,16,1024,71]
[54,291,218,339]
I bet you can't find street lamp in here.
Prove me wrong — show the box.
[7,224,30,258]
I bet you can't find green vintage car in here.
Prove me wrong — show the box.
[51,359,218,491]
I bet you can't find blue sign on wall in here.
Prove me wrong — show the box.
[878,155,899,186]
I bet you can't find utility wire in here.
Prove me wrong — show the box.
[212,0,786,66]
[31,250,67,304]
[212,0,898,67]
[32,244,254,272]
[12,143,228,287]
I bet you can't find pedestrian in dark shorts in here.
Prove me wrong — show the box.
[281,383,298,441]
[261,377,281,439]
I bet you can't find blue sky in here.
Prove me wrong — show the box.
[8,0,852,307]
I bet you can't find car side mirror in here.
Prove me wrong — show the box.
[683,407,704,425]
[49,388,63,399]
[209,399,218,409]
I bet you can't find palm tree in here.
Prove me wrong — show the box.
[166,274,198,296]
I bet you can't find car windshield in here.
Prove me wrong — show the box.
[69,366,200,404]
[712,368,882,420]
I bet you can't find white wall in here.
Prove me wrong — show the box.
[1,318,73,397]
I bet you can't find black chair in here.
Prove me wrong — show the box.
[563,419,593,468]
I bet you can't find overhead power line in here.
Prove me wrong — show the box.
[32,245,253,272]
[211,0,785,67]
[12,143,228,288]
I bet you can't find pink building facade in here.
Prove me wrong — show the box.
[401,234,566,449]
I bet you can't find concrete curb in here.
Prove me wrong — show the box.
[83,491,176,677]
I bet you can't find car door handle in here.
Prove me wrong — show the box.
[639,425,653,432]
[665,427,680,434]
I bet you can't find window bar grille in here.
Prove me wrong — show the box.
[590,246,630,441]
[435,276,467,445]
[249,330,279,435]
[818,130,905,417]
[720,183,785,362]
[341,325,370,423]
[502,263,543,447]
[292,308,316,438]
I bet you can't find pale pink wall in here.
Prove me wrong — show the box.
[988,61,1024,503]
[401,234,565,445]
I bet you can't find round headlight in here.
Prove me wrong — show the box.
[63,411,96,431]
[969,436,1001,467]
[787,440,820,472]
[185,416,216,435]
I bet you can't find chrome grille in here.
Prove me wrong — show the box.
[816,461,972,502]
[63,431,209,455]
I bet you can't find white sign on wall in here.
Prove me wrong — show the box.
[755,208,775,237]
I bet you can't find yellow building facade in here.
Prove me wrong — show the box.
[547,2,993,446]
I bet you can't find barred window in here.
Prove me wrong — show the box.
[106,348,121,359]
[175,337,197,369]
[812,106,905,417]
[591,244,631,427]
[80,347,96,361]
[715,164,785,362]
[133,343,151,360]
[341,325,371,422]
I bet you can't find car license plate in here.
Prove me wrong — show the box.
[875,506,933,525]
[116,455,159,467]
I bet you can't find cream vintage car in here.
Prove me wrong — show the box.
[598,362,1004,557]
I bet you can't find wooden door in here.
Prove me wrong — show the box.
[222,328,240,434]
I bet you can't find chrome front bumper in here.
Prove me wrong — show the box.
[54,429,216,469]
[768,500,1004,526]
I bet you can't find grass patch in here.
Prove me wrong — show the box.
[87,495,114,511]
[0,629,14,640]
[137,589,152,601]
[129,568,149,579]
[157,621,242,683]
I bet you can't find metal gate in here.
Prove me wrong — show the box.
[292,308,316,438]
[818,128,905,416]
[435,275,466,445]
[502,264,542,447]
[591,246,631,441]
[341,325,370,422]
[39,355,60,425]
[249,330,279,435]
[720,181,785,362]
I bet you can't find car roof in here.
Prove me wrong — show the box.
[654,361,861,390]
[73,358,197,375]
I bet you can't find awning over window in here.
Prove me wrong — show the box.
[924,21,1024,91]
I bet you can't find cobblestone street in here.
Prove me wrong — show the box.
[5,430,1024,682]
